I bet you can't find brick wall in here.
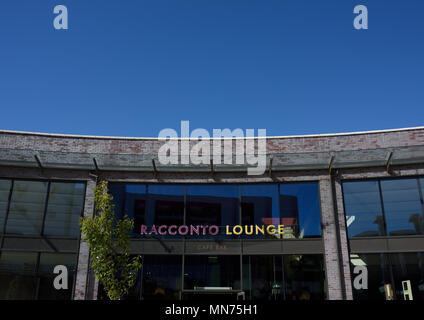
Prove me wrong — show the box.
[1,127,424,155]
[1,127,424,300]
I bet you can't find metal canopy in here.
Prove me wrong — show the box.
[0,144,424,172]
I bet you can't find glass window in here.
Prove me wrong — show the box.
[6,180,48,235]
[186,185,239,238]
[279,183,321,239]
[381,178,424,236]
[109,184,147,237]
[0,251,38,299]
[351,252,424,301]
[390,252,424,301]
[242,255,283,300]
[283,254,326,300]
[36,253,77,300]
[241,184,279,239]
[184,255,240,290]
[343,181,385,237]
[350,253,391,300]
[43,182,85,238]
[142,255,182,300]
[145,185,185,239]
[0,179,11,233]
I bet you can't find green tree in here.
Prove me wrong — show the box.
[80,180,142,300]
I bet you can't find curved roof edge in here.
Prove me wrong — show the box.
[0,126,424,140]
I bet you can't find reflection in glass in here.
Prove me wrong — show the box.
[184,255,240,290]
[142,255,182,300]
[109,184,147,237]
[0,179,11,232]
[6,181,48,235]
[283,254,325,300]
[36,253,77,300]
[279,183,321,239]
[343,181,385,237]
[146,185,185,238]
[242,255,283,300]
[390,252,424,300]
[0,252,37,299]
[43,182,85,237]
[241,184,279,239]
[186,185,239,238]
[350,253,391,300]
[381,178,424,236]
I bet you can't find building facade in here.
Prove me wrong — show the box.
[0,127,424,300]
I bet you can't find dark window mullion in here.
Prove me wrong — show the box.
[239,184,242,291]
[181,185,186,297]
[1,179,14,248]
[281,255,286,300]
[33,252,41,300]
[40,182,52,236]
[122,184,127,220]
[416,178,424,223]
[385,253,397,300]
[378,180,388,237]
[137,185,148,298]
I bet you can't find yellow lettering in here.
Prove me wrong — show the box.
[226,225,232,235]
[233,225,242,235]
[255,225,264,235]
[267,225,276,234]
[244,225,253,235]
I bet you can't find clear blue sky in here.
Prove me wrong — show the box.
[0,0,423,137]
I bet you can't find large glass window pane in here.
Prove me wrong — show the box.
[0,179,11,233]
[36,253,77,300]
[241,184,279,239]
[142,255,182,300]
[43,182,85,238]
[381,178,424,236]
[279,183,321,239]
[283,254,326,300]
[343,181,385,237]
[145,185,184,239]
[109,184,146,237]
[390,252,424,301]
[0,252,37,299]
[6,180,48,235]
[350,253,392,300]
[242,255,283,300]
[186,185,239,239]
[184,255,240,290]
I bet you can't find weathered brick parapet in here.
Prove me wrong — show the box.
[1,127,424,155]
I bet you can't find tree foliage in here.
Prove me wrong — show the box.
[80,180,142,300]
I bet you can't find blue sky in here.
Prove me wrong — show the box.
[0,0,423,137]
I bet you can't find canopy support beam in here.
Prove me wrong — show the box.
[268,156,273,178]
[328,155,335,175]
[386,151,393,173]
[34,154,44,172]
[152,159,158,178]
